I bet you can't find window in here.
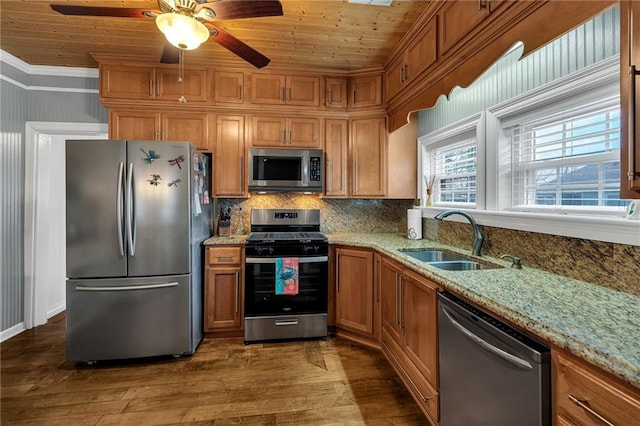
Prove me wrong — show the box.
[432,139,477,204]
[508,97,625,212]
[419,113,483,209]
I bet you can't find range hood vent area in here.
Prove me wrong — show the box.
[249,186,323,194]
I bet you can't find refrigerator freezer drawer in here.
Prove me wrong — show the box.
[66,275,193,362]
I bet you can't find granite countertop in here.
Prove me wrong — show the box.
[204,235,247,245]
[204,232,640,389]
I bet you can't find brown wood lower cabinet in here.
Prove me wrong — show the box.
[379,255,440,424]
[204,246,244,333]
[335,247,375,342]
[553,349,640,426]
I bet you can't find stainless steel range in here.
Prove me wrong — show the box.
[244,209,328,343]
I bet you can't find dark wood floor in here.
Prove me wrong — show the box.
[1,314,426,425]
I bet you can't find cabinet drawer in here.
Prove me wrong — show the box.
[382,338,439,423]
[554,352,640,425]
[208,247,242,265]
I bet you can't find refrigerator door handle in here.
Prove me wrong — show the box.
[126,162,136,256]
[117,162,125,256]
[75,282,179,292]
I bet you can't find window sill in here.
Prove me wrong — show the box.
[417,207,640,246]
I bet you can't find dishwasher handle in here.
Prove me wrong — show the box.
[441,305,533,371]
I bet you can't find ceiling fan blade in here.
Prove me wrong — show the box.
[160,44,180,64]
[50,5,149,18]
[207,24,270,69]
[198,0,283,20]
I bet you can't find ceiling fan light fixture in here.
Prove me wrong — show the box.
[156,13,209,50]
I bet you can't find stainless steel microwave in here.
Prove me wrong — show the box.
[248,148,323,193]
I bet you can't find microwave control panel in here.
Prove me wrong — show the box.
[310,157,321,181]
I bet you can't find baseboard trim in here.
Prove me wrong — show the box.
[1,322,26,343]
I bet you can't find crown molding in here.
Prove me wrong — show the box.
[0,50,98,78]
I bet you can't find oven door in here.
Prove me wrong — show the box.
[244,255,328,317]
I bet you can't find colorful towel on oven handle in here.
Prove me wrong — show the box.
[275,257,299,295]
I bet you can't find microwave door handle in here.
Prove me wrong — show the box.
[302,152,310,186]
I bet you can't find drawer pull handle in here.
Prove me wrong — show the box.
[568,394,615,426]
[275,319,299,326]
[216,256,234,260]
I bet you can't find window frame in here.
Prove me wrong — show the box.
[418,112,484,209]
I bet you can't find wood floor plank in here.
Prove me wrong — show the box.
[1,314,426,425]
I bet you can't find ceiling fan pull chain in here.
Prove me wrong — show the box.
[178,49,187,104]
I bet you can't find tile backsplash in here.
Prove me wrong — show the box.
[217,195,413,234]
[426,219,640,296]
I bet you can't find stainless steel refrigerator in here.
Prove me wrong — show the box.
[65,139,212,362]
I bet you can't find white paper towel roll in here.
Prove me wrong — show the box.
[407,209,422,240]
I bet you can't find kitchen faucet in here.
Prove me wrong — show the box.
[434,210,484,256]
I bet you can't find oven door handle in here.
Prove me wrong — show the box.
[245,256,328,264]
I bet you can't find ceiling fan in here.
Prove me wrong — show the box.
[50,0,284,68]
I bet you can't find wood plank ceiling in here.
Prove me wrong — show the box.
[0,0,431,70]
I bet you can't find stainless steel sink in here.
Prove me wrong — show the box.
[399,249,502,271]
[427,260,490,271]
[399,249,468,263]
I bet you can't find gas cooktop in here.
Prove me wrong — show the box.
[246,231,327,243]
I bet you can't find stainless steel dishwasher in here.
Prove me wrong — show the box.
[438,291,550,426]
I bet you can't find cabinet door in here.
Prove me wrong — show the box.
[326,77,348,108]
[100,64,155,100]
[287,118,320,148]
[162,112,210,151]
[110,110,160,140]
[380,257,402,346]
[251,116,287,147]
[214,115,246,197]
[385,55,406,102]
[401,271,439,387]
[335,248,374,336]
[405,17,438,83]
[554,350,640,426]
[621,1,640,197]
[350,74,383,108]
[350,117,387,197]
[156,67,208,102]
[286,75,320,106]
[213,71,244,104]
[438,0,491,55]
[324,119,348,197]
[205,267,242,331]
[250,74,286,105]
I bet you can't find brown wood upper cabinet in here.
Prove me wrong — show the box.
[109,110,211,151]
[251,116,320,148]
[438,0,497,56]
[213,70,244,104]
[326,77,348,108]
[324,119,349,197]
[100,63,208,102]
[386,18,437,102]
[621,0,640,198]
[214,115,246,197]
[250,74,320,107]
[350,117,387,197]
[349,74,383,108]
